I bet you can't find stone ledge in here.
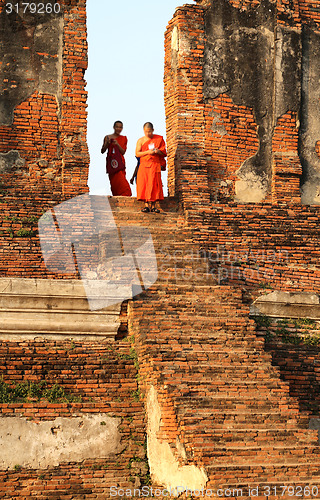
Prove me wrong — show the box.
[0,278,121,340]
[250,291,320,319]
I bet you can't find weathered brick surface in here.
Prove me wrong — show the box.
[255,317,320,415]
[0,0,89,277]
[2,0,320,496]
[129,280,320,498]
[0,339,148,498]
[189,204,320,296]
[272,112,302,204]
[0,0,89,235]
[165,0,320,207]
[164,4,210,206]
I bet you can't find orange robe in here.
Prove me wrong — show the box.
[136,135,166,202]
[107,135,132,197]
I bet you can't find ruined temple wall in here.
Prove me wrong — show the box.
[191,204,320,295]
[0,0,90,278]
[165,5,211,207]
[0,3,151,495]
[165,0,320,207]
[0,0,89,205]
[0,339,149,498]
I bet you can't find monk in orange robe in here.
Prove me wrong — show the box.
[135,122,166,213]
[101,120,132,197]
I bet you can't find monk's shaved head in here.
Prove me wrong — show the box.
[143,122,154,130]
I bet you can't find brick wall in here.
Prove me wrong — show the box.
[189,204,320,298]
[0,0,89,279]
[0,2,151,496]
[0,0,89,200]
[1,0,320,495]
[253,316,320,416]
[0,339,149,498]
[165,0,320,207]
[164,4,210,207]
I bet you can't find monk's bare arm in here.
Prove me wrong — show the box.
[130,164,139,184]
[101,135,110,154]
[135,138,154,158]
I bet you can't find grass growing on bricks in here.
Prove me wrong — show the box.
[0,378,81,403]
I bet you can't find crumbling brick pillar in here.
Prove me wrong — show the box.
[0,0,89,276]
[164,5,211,210]
[165,0,320,206]
[0,0,89,204]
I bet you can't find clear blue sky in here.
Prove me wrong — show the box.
[86,0,194,196]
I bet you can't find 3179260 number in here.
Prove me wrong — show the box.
[5,3,61,14]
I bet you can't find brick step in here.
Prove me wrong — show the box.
[154,254,211,263]
[155,272,217,284]
[155,277,218,287]
[155,264,215,277]
[140,347,266,357]
[189,428,318,445]
[111,208,181,217]
[112,219,182,230]
[204,475,320,498]
[150,349,272,362]
[111,216,184,228]
[167,387,294,404]
[137,328,256,339]
[131,295,244,309]
[155,274,216,284]
[152,363,280,378]
[144,358,280,373]
[132,336,262,350]
[112,220,184,232]
[204,479,320,497]
[203,465,320,484]
[149,282,240,292]
[132,299,244,315]
[178,411,308,429]
[164,376,291,391]
[132,335,264,350]
[131,324,260,341]
[135,348,268,363]
[133,328,258,342]
[131,295,248,310]
[158,361,276,373]
[110,205,180,215]
[166,380,297,396]
[202,445,320,466]
[130,318,257,334]
[131,296,247,310]
[173,378,294,391]
[173,394,299,411]
[130,314,254,328]
[133,283,242,297]
[109,196,179,211]
[131,322,257,336]
[166,384,292,400]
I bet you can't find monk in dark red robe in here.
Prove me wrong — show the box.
[101,121,132,197]
[135,122,166,213]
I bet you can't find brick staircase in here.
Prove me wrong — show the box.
[114,197,320,497]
